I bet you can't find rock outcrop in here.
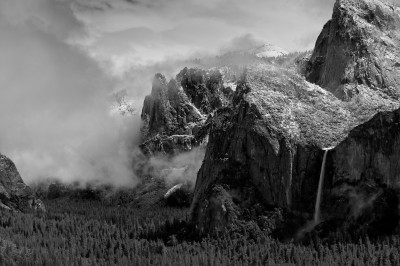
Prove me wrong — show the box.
[140,69,233,155]
[307,0,400,100]
[0,153,45,212]
[189,0,400,235]
[140,74,204,155]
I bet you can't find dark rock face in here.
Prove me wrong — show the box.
[317,179,399,240]
[141,69,233,155]
[309,105,400,240]
[312,107,400,239]
[307,0,400,100]
[141,75,203,139]
[0,153,45,212]
[330,108,400,186]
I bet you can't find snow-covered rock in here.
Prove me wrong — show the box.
[248,44,288,58]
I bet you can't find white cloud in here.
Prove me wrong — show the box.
[65,0,335,75]
[0,0,140,187]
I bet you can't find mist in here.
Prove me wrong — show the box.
[148,148,205,188]
[219,34,265,54]
[0,0,141,186]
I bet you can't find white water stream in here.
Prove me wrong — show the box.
[313,147,334,224]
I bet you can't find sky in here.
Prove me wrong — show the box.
[0,0,336,186]
[70,0,336,76]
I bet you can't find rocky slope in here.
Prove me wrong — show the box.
[140,68,233,155]
[306,0,400,100]
[189,0,400,235]
[0,153,45,212]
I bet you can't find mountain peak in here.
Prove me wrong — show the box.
[306,0,400,100]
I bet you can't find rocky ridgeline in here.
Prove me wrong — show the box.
[142,0,400,236]
[140,68,233,155]
[0,153,45,212]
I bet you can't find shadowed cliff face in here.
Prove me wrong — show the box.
[307,0,400,100]
[331,109,400,186]
[0,153,45,212]
[314,109,400,239]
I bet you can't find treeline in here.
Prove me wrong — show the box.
[0,199,400,265]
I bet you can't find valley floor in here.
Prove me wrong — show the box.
[0,200,399,265]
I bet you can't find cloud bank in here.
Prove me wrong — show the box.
[0,0,140,186]
[69,0,335,76]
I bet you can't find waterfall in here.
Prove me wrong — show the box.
[286,149,293,208]
[313,147,333,224]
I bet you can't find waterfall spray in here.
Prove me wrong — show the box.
[313,147,334,224]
